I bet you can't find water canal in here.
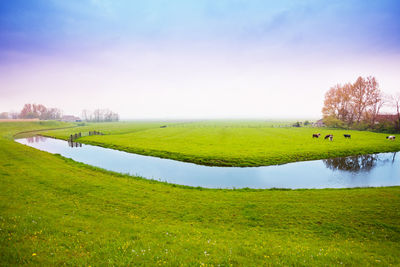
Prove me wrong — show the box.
[16,136,400,189]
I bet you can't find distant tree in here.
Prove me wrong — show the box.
[45,108,62,120]
[19,103,62,120]
[9,111,19,119]
[19,104,36,119]
[93,109,102,122]
[112,112,119,121]
[304,120,310,126]
[81,109,90,121]
[0,112,9,119]
[33,104,47,119]
[82,108,119,122]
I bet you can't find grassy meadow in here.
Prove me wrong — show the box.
[41,120,400,166]
[1,121,400,265]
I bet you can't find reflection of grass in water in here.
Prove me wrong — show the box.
[1,121,400,265]
[42,121,400,167]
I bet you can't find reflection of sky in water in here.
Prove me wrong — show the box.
[17,137,400,189]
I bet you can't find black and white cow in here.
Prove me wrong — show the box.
[312,133,321,138]
[386,136,396,140]
[344,134,351,139]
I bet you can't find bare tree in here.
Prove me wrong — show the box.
[112,112,119,122]
[93,109,102,122]
[46,108,62,120]
[82,108,118,122]
[366,93,385,126]
[351,76,381,124]
[81,109,90,121]
[9,111,19,119]
[390,93,400,130]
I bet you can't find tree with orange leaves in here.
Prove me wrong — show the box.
[322,76,384,127]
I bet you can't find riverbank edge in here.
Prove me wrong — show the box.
[38,131,400,167]
[14,134,400,192]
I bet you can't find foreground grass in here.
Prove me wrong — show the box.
[1,121,400,265]
[42,121,400,166]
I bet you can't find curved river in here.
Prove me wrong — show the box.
[16,136,400,189]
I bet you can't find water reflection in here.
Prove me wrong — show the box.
[27,136,82,148]
[26,136,47,143]
[323,153,398,173]
[68,141,82,148]
[323,154,378,173]
[392,152,397,164]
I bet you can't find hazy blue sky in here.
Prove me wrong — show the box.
[1,0,400,118]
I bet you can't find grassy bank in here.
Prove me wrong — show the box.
[0,121,399,265]
[41,121,400,166]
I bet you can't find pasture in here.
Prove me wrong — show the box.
[41,121,400,166]
[1,121,399,265]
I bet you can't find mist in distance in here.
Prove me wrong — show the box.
[1,0,400,119]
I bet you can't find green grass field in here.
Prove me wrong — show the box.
[41,120,400,166]
[0,121,399,265]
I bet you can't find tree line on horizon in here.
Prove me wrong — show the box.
[0,104,119,123]
[0,104,62,120]
[322,76,400,132]
[81,109,119,122]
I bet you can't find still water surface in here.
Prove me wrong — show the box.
[16,136,400,189]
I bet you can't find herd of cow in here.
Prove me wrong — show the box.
[312,133,396,141]
[312,133,336,141]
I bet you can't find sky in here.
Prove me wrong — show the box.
[1,0,400,119]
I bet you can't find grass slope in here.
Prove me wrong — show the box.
[43,121,400,166]
[0,121,399,265]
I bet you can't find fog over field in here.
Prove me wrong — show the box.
[1,0,400,119]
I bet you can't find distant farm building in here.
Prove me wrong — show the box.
[313,119,325,127]
[61,115,81,122]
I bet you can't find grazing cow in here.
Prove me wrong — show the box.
[386,136,396,140]
[344,134,351,139]
[329,135,333,141]
[324,134,332,140]
[312,133,321,138]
